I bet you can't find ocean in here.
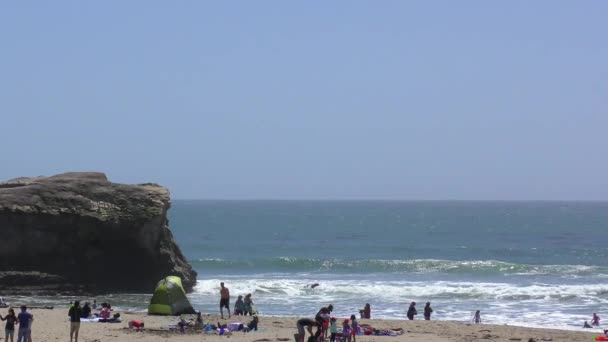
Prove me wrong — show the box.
[19,200,608,330]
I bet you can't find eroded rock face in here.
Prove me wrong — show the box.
[0,172,197,293]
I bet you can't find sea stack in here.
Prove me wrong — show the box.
[0,172,197,294]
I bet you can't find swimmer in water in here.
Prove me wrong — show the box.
[310,283,320,289]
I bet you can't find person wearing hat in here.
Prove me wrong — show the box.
[342,319,352,342]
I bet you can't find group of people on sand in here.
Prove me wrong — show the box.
[1,306,33,342]
[296,303,401,342]
[219,282,256,319]
[583,312,601,328]
[406,301,434,320]
[67,300,122,342]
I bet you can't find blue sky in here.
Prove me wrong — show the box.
[1,1,607,199]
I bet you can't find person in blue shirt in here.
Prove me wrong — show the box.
[16,306,32,342]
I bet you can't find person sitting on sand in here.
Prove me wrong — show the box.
[592,313,600,326]
[80,302,92,318]
[583,320,592,328]
[234,295,245,316]
[295,318,317,342]
[244,315,259,332]
[472,310,481,324]
[424,302,433,320]
[359,303,371,319]
[407,302,417,320]
[99,305,111,319]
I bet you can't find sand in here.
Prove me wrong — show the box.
[7,308,602,342]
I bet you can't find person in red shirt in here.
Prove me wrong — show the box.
[128,320,144,331]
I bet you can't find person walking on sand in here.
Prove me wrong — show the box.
[244,293,254,316]
[472,310,481,324]
[234,295,245,315]
[16,306,32,342]
[219,282,231,319]
[1,307,17,342]
[407,302,417,320]
[424,302,433,320]
[68,301,82,342]
[592,313,600,326]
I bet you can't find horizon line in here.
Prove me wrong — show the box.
[171,198,608,202]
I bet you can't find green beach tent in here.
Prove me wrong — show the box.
[148,276,195,315]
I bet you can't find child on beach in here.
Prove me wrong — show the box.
[329,317,337,342]
[342,319,352,342]
[350,315,358,342]
[320,311,330,339]
[473,310,481,324]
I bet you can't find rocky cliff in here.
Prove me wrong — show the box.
[0,172,197,294]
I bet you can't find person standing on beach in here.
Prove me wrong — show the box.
[234,295,245,315]
[407,302,417,320]
[219,282,231,319]
[472,310,481,324]
[68,301,82,342]
[244,293,255,316]
[424,302,433,320]
[16,306,32,342]
[1,307,17,342]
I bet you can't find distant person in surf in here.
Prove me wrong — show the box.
[310,283,320,289]
[424,302,433,320]
[406,302,417,320]
[583,320,592,328]
[219,282,231,319]
[592,313,600,326]
[472,310,481,324]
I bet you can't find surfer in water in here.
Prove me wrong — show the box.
[310,283,320,289]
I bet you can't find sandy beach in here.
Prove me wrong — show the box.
[11,308,601,342]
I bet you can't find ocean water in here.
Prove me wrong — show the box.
[18,200,608,330]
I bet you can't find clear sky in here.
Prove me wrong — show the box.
[1,1,607,200]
